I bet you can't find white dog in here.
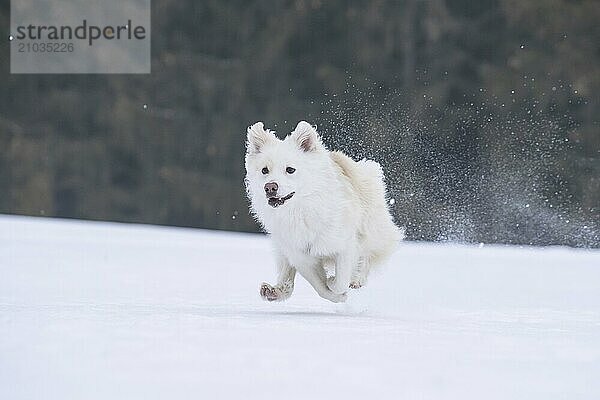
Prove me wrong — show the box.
[245,121,401,303]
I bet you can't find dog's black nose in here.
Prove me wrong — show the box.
[264,182,278,197]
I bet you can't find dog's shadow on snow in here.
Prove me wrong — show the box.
[260,310,342,318]
[247,308,370,319]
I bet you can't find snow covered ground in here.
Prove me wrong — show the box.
[1,215,599,399]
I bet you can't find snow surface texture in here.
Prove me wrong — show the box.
[1,215,599,399]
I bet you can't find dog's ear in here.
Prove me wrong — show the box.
[291,121,320,152]
[246,122,274,154]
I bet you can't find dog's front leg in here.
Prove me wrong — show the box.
[299,264,347,303]
[260,255,296,302]
[327,246,358,295]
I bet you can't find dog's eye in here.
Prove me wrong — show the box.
[261,167,269,175]
[286,167,296,174]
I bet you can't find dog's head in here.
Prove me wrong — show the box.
[244,121,326,211]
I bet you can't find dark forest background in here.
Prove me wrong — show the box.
[1,0,599,246]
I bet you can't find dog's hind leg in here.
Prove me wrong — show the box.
[350,256,369,289]
[260,255,296,302]
[327,246,359,294]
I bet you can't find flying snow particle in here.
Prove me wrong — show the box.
[9,35,14,41]
[232,215,236,220]
[389,198,395,205]
[511,90,515,94]
[520,44,525,49]
[142,104,148,109]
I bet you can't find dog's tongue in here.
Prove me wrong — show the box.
[268,197,282,207]
[268,192,294,208]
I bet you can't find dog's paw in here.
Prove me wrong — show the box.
[326,277,348,295]
[349,281,362,289]
[260,282,281,302]
[321,285,348,303]
[328,291,348,303]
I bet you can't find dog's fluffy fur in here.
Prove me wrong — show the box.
[245,121,401,303]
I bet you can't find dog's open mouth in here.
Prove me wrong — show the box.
[268,192,295,208]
